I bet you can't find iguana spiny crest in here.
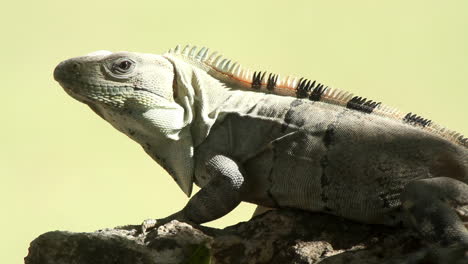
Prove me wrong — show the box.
[165,44,467,148]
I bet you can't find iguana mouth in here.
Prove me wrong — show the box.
[58,78,168,109]
[57,79,140,109]
[58,78,157,96]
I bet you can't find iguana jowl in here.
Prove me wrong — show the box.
[54,45,468,262]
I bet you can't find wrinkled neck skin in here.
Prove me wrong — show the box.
[91,56,232,197]
[167,55,234,146]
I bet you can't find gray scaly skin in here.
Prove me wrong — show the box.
[54,46,468,263]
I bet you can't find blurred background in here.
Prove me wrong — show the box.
[1,0,467,263]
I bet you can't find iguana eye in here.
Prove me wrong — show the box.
[118,60,131,70]
[111,58,135,74]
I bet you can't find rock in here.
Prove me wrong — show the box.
[25,210,425,264]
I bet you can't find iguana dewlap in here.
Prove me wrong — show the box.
[54,45,468,263]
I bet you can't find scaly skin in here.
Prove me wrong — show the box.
[54,47,468,263]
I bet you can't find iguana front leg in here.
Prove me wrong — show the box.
[142,155,244,232]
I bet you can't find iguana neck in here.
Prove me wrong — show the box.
[166,54,233,147]
[85,61,232,197]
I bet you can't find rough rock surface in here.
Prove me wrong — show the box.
[25,210,427,264]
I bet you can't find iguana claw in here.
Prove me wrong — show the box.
[141,219,159,233]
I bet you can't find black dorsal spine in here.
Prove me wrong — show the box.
[252,71,266,89]
[403,112,432,127]
[267,73,278,91]
[346,96,381,114]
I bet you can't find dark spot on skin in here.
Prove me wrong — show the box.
[290,99,303,108]
[323,125,335,147]
[281,99,304,132]
[320,155,329,168]
[282,116,292,133]
[320,192,328,203]
[266,146,280,208]
[320,155,330,203]
[318,113,341,205]
[128,129,136,136]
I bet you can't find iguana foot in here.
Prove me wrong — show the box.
[141,211,191,233]
[141,218,159,233]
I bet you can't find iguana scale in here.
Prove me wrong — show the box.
[54,45,468,263]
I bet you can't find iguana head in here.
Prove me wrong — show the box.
[54,50,176,109]
[54,50,209,196]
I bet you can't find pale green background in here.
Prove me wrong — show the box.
[2,0,467,263]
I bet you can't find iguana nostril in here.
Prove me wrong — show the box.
[71,62,81,76]
[72,62,80,71]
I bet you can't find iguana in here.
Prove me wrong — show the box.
[54,45,468,263]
